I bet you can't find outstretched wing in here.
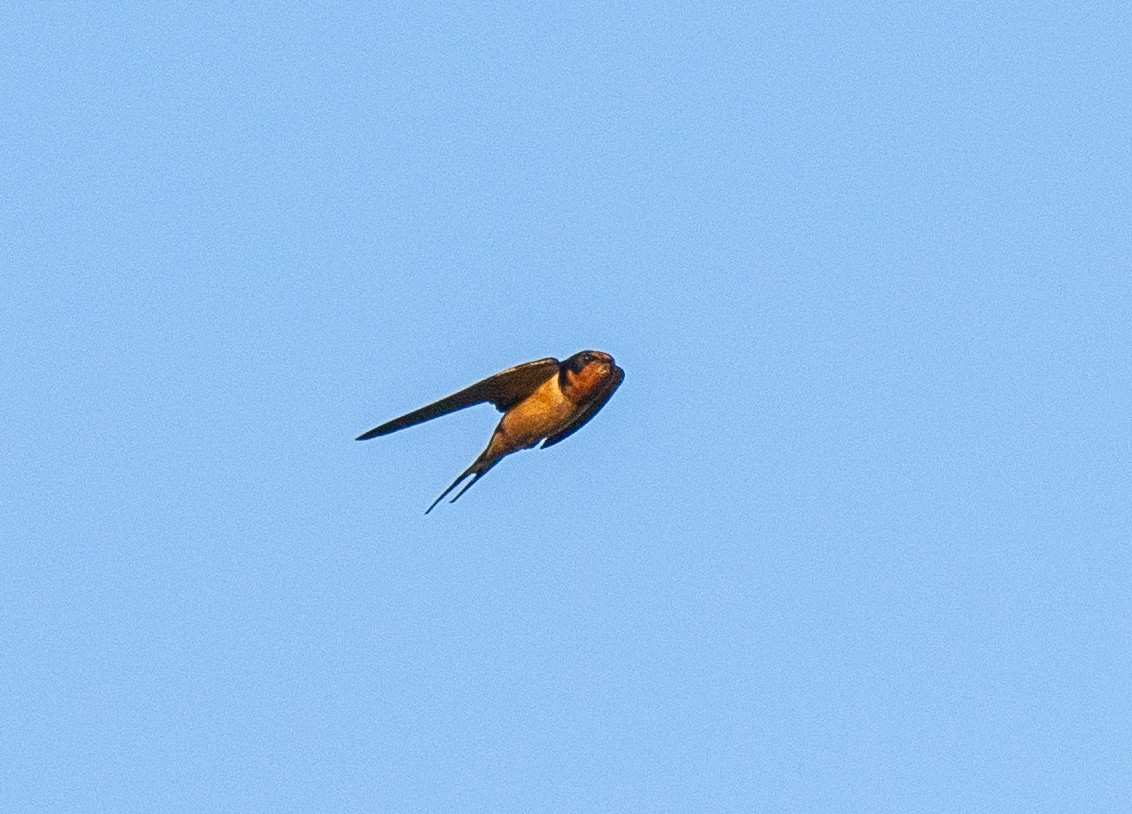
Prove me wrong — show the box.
[541,365,624,449]
[356,358,559,441]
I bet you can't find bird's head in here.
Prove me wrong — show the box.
[560,350,616,400]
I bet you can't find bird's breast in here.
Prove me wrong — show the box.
[499,375,576,447]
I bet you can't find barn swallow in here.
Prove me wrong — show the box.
[356,351,624,512]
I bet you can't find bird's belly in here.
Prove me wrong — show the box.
[500,389,573,448]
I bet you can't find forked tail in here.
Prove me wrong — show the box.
[425,457,499,514]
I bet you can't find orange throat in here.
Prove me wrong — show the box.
[564,363,610,404]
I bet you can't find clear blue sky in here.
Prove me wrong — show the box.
[3,2,1130,811]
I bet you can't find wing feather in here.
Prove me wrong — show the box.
[541,365,624,449]
[356,358,559,441]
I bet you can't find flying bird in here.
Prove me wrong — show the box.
[356,351,624,512]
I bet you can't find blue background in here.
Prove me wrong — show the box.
[4,2,1130,811]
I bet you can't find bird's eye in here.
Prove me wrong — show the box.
[580,353,593,365]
